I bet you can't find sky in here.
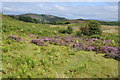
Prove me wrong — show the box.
[2,2,118,21]
[1,0,119,2]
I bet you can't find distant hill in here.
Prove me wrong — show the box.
[8,13,118,26]
[8,13,87,24]
[12,13,67,23]
[67,19,118,26]
[67,19,87,23]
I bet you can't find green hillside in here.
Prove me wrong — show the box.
[1,15,119,78]
[2,15,64,36]
[9,13,66,23]
[9,13,118,26]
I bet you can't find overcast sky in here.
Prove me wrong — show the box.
[1,0,119,2]
[2,2,118,21]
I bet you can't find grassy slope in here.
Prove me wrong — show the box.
[2,15,119,78]
[2,15,64,37]
[14,13,66,23]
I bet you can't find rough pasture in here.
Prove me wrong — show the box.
[8,35,120,60]
[2,15,119,78]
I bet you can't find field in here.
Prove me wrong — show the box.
[101,25,118,35]
[1,15,119,78]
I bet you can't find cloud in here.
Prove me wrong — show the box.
[2,2,118,21]
[54,5,64,10]
[54,3,118,21]
[1,0,119,2]
[3,7,12,11]
[0,3,2,13]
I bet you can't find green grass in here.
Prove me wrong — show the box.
[2,15,63,37]
[1,15,119,78]
[2,41,118,78]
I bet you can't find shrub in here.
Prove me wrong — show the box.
[59,26,73,34]
[88,20,102,35]
[76,30,82,37]
[90,35,100,39]
[67,26,73,34]
[80,24,90,35]
[80,20,102,36]
[2,47,8,52]
[59,29,67,34]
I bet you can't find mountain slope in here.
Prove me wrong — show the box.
[14,13,66,23]
[8,13,118,26]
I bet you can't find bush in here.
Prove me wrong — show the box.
[90,35,100,39]
[59,29,66,34]
[2,47,8,52]
[88,20,102,35]
[67,26,73,33]
[80,20,102,36]
[80,24,90,35]
[59,26,73,34]
[76,30,82,37]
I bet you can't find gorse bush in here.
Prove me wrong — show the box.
[59,26,73,34]
[76,30,82,37]
[80,20,102,36]
[67,26,73,33]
